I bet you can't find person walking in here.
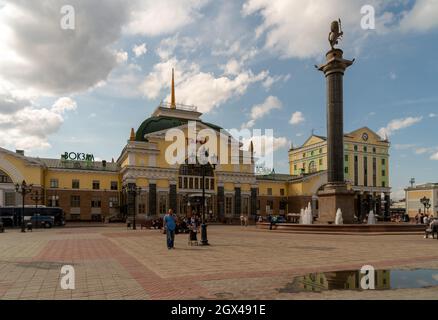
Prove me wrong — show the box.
[243,214,248,227]
[240,214,244,226]
[163,209,176,249]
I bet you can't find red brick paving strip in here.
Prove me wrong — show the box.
[33,239,212,299]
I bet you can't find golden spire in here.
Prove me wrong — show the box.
[170,68,176,109]
[130,128,135,141]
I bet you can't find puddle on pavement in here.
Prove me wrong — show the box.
[279,269,438,293]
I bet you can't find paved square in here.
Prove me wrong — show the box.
[1,225,438,300]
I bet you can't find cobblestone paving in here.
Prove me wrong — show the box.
[0,225,438,300]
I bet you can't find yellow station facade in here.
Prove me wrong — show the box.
[0,74,391,222]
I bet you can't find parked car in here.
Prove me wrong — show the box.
[27,215,55,228]
[273,216,287,223]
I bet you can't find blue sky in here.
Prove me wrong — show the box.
[0,0,437,199]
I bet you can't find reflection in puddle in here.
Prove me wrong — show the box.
[279,269,438,293]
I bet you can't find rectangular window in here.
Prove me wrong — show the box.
[242,197,249,215]
[354,145,358,152]
[364,146,367,152]
[159,194,167,214]
[110,181,118,190]
[178,177,182,189]
[225,197,232,215]
[319,159,323,165]
[345,155,349,162]
[210,179,214,190]
[91,198,101,208]
[382,181,386,187]
[373,158,377,187]
[72,179,79,189]
[189,177,193,189]
[319,148,323,154]
[373,147,376,153]
[382,170,386,177]
[184,177,188,189]
[92,180,100,190]
[345,167,348,174]
[382,158,386,165]
[280,188,285,196]
[354,156,358,186]
[138,203,146,214]
[109,196,118,208]
[294,164,297,170]
[303,153,306,158]
[204,178,209,190]
[50,179,59,188]
[267,188,272,196]
[363,156,368,187]
[5,192,15,206]
[70,195,80,207]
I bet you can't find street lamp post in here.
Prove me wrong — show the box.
[420,196,431,215]
[15,180,33,232]
[123,183,141,230]
[30,190,43,228]
[199,150,217,246]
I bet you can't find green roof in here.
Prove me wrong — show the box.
[135,116,224,141]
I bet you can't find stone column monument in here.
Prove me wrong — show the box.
[316,19,355,224]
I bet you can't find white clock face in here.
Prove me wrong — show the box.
[362,133,369,141]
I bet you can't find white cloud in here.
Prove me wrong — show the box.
[0,97,77,150]
[242,96,282,129]
[223,59,242,76]
[140,57,269,114]
[400,0,438,32]
[116,51,129,64]
[431,152,438,161]
[51,97,77,114]
[241,0,392,59]
[0,0,130,96]
[429,113,437,118]
[393,144,416,150]
[156,34,201,60]
[242,134,289,168]
[124,0,210,36]
[132,43,148,57]
[262,73,291,90]
[389,72,397,80]
[289,111,305,125]
[377,116,422,138]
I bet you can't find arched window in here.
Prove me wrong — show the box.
[0,170,12,184]
[308,161,317,173]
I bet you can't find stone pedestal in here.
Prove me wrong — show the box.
[317,183,355,224]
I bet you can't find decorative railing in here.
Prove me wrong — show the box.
[159,101,198,112]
